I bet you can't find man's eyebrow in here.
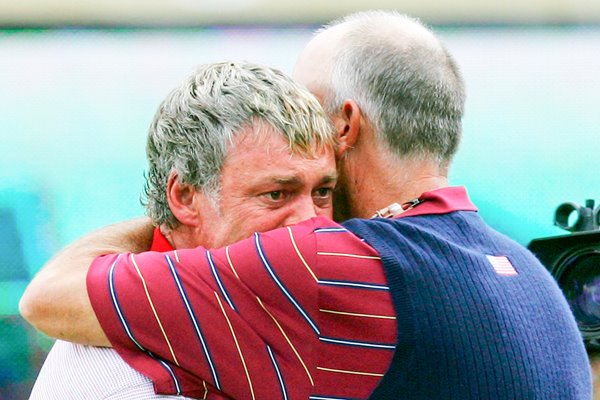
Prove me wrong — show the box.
[319,173,338,184]
[272,176,302,185]
[272,173,338,185]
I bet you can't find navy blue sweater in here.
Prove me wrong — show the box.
[345,210,591,399]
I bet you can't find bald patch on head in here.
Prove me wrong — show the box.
[293,25,346,94]
[380,14,440,48]
[341,12,443,56]
[294,12,445,95]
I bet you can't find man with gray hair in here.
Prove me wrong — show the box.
[22,11,591,399]
[27,61,338,399]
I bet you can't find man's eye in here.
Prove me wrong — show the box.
[268,191,283,201]
[314,188,333,198]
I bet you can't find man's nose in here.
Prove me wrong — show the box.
[284,195,318,226]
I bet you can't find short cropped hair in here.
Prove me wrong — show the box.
[143,61,335,228]
[323,11,466,166]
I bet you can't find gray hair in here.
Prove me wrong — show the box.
[142,61,335,228]
[322,10,466,166]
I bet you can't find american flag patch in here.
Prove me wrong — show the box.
[486,255,518,276]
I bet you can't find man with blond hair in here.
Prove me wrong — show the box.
[27,61,338,399]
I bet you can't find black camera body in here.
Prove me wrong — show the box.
[527,200,600,347]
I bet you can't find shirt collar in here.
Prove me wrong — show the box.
[397,186,477,218]
[150,227,174,252]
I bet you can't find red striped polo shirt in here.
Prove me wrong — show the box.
[87,217,396,399]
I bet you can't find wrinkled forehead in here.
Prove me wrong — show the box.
[220,124,337,187]
[230,118,335,158]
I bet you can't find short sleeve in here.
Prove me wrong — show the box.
[86,216,332,399]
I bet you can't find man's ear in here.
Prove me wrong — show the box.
[166,173,202,227]
[334,99,362,159]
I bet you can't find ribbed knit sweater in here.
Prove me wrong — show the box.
[345,210,592,399]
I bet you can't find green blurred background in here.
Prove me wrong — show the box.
[1,1,599,398]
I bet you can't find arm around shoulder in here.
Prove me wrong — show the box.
[19,217,155,346]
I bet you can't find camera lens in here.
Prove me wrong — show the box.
[557,249,600,339]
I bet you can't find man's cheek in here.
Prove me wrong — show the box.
[317,205,334,219]
[250,217,287,235]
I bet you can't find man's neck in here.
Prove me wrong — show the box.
[343,151,449,219]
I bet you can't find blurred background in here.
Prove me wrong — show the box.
[1,0,599,398]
